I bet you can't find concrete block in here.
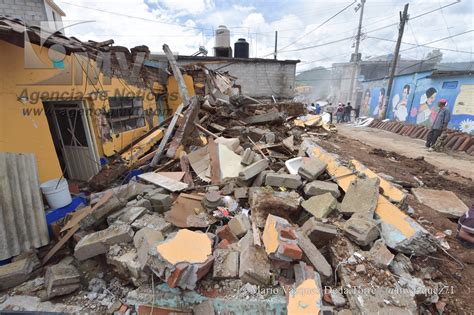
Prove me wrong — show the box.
[239,159,269,180]
[107,206,146,226]
[301,193,337,219]
[304,180,340,198]
[412,188,468,218]
[338,177,380,217]
[213,249,239,279]
[133,227,164,268]
[106,245,147,286]
[251,170,272,187]
[45,264,80,299]
[298,158,327,180]
[74,225,134,261]
[265,132,276,144]
[147,191,171,213]
[0,252,40,290]
[296,231,332,280]
[216,225,239,243]
[300,217,338,248]
[228,213,251,238]
[241,148,256,166]
[265,173,302,189]
[239,243,272,285]
[343,214,379,246]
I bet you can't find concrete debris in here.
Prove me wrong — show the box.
[239,232,272,285]
[296,231,332,281]
[287,278,322,315]
[298,158,327,181]
[202,191,224,211]
[282,135,294,151]
[300,218,338,248]
[0,252,40,291]
[133,227,164,269]
[412,188,468,218]
[74,224,134,261]
[343,213,380,246]
[213,249,239,279]
[107,206,147,226]
[241,148,256,166]
[239,159,269,181]
[146,191,172,213]
[301,193,337,220]
[193,300,216,315]
[368,239,395,268]
[249,188,302,228]
[45,263,81,299]
[265,173,302,189]
[304,180,340,198]
[106,245,148,287]
[131,213,173,235]
[243,112,284,125]
[228,213,251,238]
[165,193,216,228]
[338,177,380,217]
[262,214,302,261]
[216,224,239,243]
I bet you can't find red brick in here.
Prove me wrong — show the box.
[279,227,296,240]
[216,225,238,243]
[281,243,303,260]
[167,263,188,288]
[196,256,214,280]
[216,239,230,249]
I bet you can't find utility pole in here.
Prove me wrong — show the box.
[348,0,365,108]
[381,3,409,119]
[274,31,278,59]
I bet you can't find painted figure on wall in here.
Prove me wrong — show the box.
[414,87,437,127]
[372,88,385,118]
[392,84,410,121]
[360,89,371,117]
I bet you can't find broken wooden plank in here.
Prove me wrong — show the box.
[195,123,219,138]
[162,44,190,105]
[138,172,188,192]
[179,151,194,188]
[208,137,220,185]
[166,97,200,159]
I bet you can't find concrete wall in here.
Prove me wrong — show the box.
[0,0,63,31]
[361,72,474,134]
[178,60,297,99]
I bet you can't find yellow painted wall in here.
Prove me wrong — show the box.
[167,74,196,113]
[0,40,157,183]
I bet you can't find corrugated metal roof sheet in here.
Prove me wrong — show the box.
[0,153,49,260]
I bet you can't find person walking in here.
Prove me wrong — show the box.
[336,103,344,123]
[344,102,353,122]
[425,99,450,151]
[315,103,321,115]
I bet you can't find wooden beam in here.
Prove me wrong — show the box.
[162,44,190,105]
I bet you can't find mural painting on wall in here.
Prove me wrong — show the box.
[410,87,437,128]
[392,84,411,122]
[360,89,371,117]
[372,88,385,119]
[453,84,474,134]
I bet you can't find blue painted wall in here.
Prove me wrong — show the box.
[361,72,474,134]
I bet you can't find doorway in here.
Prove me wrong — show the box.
[44,101,101,181]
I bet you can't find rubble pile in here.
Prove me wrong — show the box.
[368,119,474,155]
[0,52,450,314]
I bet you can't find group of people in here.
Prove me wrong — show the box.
[335,102,353,123]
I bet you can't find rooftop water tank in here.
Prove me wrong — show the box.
[215,25,230,48]
[234,38,249,58]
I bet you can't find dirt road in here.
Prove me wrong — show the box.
[337,125,474,180]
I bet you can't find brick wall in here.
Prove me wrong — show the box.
[179,59,297,99]
[0,0,47,26]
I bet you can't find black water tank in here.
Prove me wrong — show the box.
[234,38,249,58]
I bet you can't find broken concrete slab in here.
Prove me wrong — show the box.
[296,231,332,281]
[139,172,188,192]
[74,224,134,261]
[239,234,272,285]
[239,159,269,181]
[249,188,302,227]
[45,263,80,299]
[262,214,302,261]
[304,180,340,198]
[212,249,239,279]
[412,188,468,218]
[216,225,239,243]
[301,193,337,220]
[228,213,251,238]
[287,278,322,315]
[131,213,173,235]
[107,206,147,226]
[265,173,302,189]
[0,252,40,290]
[133,227,164,269]
[282,135,294,151]
[338,177,380,217]
[241,148,256,166]
[251,170,272,187]
[165,193,216,228]
[300,218,338,248]
[368,239,395,268]
[243,112,284,125]
[298,158,327,181]
[343,213,379,247]
[303,139,436,255]
[106,245,148,287]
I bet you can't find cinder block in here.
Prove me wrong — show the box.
[265,173,302,189]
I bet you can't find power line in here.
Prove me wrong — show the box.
[400,29,474,53]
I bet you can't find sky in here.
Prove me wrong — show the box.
[58,0,474,73]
